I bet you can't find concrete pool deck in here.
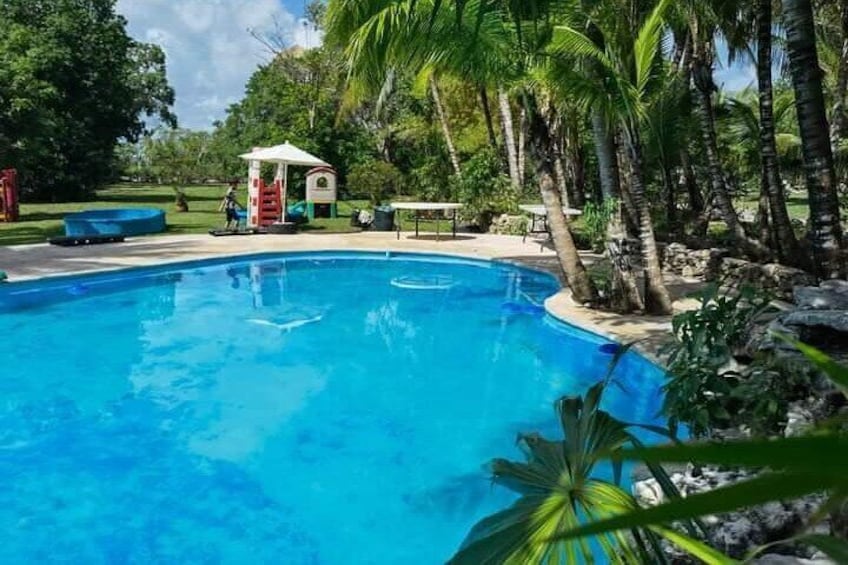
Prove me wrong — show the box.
[0,231,699,360]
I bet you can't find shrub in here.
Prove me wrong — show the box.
[450,149,517,230]
[662,283,774,437]
[346,161,403,206]
[582,199,618,252]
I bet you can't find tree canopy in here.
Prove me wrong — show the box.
[0,0,175,201]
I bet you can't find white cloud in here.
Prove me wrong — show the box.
[117,0,316,130]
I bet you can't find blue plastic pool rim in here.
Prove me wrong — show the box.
[0,249,634,359]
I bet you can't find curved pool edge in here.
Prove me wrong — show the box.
[543,290,673,367]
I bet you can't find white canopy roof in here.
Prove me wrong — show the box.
[239,142,329,167]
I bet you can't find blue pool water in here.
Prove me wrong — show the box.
[0,252,668,563]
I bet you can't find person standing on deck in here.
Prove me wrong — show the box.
[220,179,243,231]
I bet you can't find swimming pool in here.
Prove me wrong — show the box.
[0,252,667,563]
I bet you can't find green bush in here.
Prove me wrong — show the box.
[450,149,517,229]
[347,161,404,206]
[582,199,618,252]
[662,283,774,438]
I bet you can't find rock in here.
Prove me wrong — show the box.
[661,243,728,280]
[784,402,815,438]
[718,260,817,302]
[488,214,527,236]
[752,555,835,565]
[794,283,848,311]
[711,515,758,556]
[780,310,848,350]
[633,478,665,507]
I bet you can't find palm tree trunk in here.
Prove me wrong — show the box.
[832,0,848,149]
[758,0,805,265]
[527,107,598,304]
[784,0,845,278]
[692,71,769,259]
[479,85,499,151]
[591,112,622,200]
[663,165,678,234]
[518,107,527,187]
[607,204,644,313]
[498,87,521,188]
[552,136,571,208]
[564,120,586,208]
[623,125,673,315]
[429,75,461,176]
[680,148,703,217]
[757,177,773,247]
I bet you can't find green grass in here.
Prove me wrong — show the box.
[0,184,372,246]
[735,191,810,220]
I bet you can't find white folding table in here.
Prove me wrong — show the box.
[391,202,464,240]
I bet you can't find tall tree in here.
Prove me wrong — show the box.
[756,0,805,264]
[784,0,845,278]
[0,0,175,201]
[552,0,675,314]
[689,13,768,259]
[326,0,599,302]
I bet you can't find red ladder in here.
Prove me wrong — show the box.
[256,179,281,227]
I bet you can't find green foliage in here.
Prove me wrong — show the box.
[662,284,774,438]
[451,358,713,564]
[450,148,516,229]
[0,0,175,201]
[550,340,848,565]
[210,47,379,184]
[582,198,618,252]
[140,129,219,186]
[347,160,403,205]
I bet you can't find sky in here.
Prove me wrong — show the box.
[117,1,753,131]
[117,0,321,130]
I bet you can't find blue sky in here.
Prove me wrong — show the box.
[117,1,754,131]
[117,0,319,130]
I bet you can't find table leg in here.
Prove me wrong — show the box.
[415,214,420,238]
[452,212,457,239]
[436,216,441,241]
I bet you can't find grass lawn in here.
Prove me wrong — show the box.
[734,191,810,221]
[0,184,377,246]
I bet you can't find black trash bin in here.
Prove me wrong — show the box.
[350,209,361,227]
[372,206,396,231]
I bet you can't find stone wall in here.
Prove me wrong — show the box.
[662,243,728,279]
[488,214,528,236]
[662,243,817,302]
[717,259,817,302]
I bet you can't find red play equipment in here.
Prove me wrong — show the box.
[0,169,19,223]
[251,177,282,228]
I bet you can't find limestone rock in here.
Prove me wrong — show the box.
[794,282,848,311]
[661,243,727,280]
[488,214,527,236]
[784,402,815,438]
[752,556,834,565]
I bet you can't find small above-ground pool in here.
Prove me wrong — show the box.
[64,208,166,237]
[0,252,669,562]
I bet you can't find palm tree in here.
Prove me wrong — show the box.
[755,0,805,265]
[550,0,675,314]
[687,8,770,260]
[325,0,599,302]
[783,0,845,278]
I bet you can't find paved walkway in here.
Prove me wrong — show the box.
[0,231,697,360]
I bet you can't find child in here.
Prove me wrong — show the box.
[221,180,243,231]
